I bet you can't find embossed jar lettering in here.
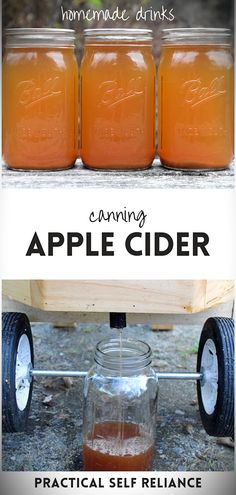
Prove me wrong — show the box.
[158,28,234,170]
[98,77,144,108]
[182,76,226,107]
[17,77,62,108]
[3,28,78,170]
[80,29,156,170]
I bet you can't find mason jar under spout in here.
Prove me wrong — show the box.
[83,338,158,471]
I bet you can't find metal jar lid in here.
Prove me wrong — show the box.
[161,28,231,45]
[4,28,76,48]
[83,28,153,42]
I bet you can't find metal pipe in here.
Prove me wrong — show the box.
[30,369,202,381]
[31,369,88,378]
[156,372,202,380]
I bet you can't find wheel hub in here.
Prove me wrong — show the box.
[15,334,32,411]
[200,338,218,415]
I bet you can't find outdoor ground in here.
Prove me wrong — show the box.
[2,322,234,471]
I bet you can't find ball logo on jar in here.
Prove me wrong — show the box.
[98,76,144,108]
[17,76,62,108]
[182,76,226,108]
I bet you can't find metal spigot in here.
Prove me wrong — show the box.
[109,312,127,329]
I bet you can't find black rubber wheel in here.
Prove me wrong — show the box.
[197,317,234,437]
[2,312,34,432]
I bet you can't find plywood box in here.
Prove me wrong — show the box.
[2,280,234,314]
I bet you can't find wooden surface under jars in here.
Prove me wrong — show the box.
[2,158,234,189]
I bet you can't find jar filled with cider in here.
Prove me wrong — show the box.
[83,338,158,471]
[3,28,79,170]
[158,28,234,170]
[80,29,156,170]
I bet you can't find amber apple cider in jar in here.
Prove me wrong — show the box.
[3,28,78,170]
[80,29,156,170]
[158,28,234,170]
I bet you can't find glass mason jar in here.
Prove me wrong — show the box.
[158,28,234,170]
[83,338,158,471]
[3,28,79,170]
[80,29,156,170]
